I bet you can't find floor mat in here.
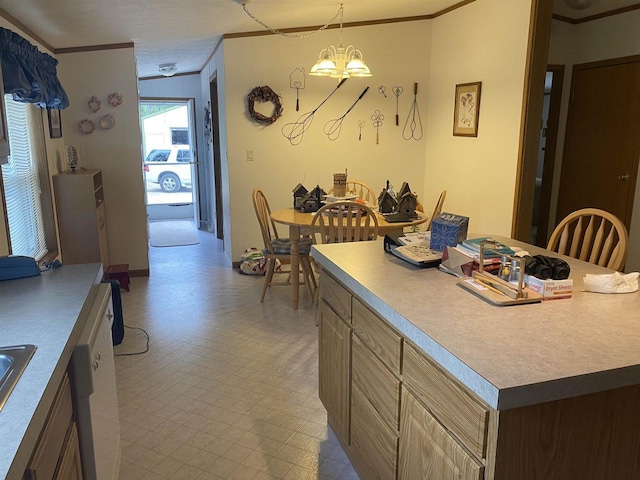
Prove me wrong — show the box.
[149,220,199,247]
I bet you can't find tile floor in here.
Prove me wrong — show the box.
[115,228,358,479]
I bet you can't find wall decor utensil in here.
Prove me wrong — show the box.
[358,120,365,141]
[289,68,306,112]
[323,86,369,141]
[281,78,348,146]
[403,82,423,140]
[392,86,403,126]
[378,85,387,98]
[371,109,384,145]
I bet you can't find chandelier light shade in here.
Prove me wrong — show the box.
[310,45,372,79]
[564,0,595,9]
[158,63,177,77]
[309,5,372,79]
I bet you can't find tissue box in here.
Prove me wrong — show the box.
[430,213,469,251]
[524,275,573,300]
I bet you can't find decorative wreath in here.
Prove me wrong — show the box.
[247,85,283,125]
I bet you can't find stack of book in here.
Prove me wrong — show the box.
[456,237,515,260]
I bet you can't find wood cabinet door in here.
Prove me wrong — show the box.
[55,422,83,480]
[318,300,351,442]
[398,389,483,480]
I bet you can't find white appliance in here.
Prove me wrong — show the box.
[72,284,122,480]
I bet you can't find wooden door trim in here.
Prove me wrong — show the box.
[512,0,554,241]
[573,54,640,72]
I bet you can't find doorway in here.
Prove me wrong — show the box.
[556,57,640,230]
[531,65,564,246]
[140,98,199,222]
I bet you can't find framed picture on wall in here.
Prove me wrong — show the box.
[453,82,482,137]
[48,109,62,138]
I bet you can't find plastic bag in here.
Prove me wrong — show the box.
[240,248,266,275]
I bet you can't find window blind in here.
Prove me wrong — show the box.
[1,95,47,259]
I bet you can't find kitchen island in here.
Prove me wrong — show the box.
[0,263,103,480]
[312,239,640,479]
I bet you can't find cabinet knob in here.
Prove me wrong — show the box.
[618,174,630,181]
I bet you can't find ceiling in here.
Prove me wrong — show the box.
[0,0,635,79]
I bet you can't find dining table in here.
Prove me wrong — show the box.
[270,207,428,309]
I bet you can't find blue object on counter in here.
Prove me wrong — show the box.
[0,255,40,281]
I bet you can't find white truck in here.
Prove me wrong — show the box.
[143,145,192,192]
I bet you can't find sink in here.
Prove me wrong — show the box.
[0,345,37,412]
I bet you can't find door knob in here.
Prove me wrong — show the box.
[618,174,630,181]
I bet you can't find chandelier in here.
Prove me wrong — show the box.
[236,1,371,79]
[309,5,372,79]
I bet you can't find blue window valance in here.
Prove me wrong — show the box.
[0,28,69,109]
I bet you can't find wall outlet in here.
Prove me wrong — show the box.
[246,149,254,161]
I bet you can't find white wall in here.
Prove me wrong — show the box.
[57,48,149,272]
[424,0,533,237]
[220,21,431,262]
[548,10,640,271]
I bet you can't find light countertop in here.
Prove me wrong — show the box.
[0,263,102,480]
[312,239,640,410]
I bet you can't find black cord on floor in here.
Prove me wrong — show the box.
[114,325,150,356]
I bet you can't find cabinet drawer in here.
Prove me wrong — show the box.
[351,383,398,480]
[399,388,483,480]
[353,298,402,375]
[25,374,73,480]
[403,342,489,460]
[319,272,352,322]
[352,335,400,432]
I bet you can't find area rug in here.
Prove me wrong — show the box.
[149,220,200,247]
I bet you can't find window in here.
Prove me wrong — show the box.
[0,95,49,259]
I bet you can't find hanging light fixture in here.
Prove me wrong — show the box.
[158,63,177,77]
[309,5,372,79]
[235,1,371,79]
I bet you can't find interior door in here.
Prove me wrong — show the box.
[556,58,640,228]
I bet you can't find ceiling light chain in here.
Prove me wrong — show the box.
[239,2,344,39]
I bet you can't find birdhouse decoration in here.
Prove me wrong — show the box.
[292,183,308,209]
[378,181,419,217]
[299,185,326,212]
[378,189,397,214]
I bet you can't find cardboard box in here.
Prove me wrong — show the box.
[430,213,469,251]
[524,275,573,300]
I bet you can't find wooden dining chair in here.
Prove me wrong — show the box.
[426,189,447,230]
[547,208,628,271]
[327,180,378,206]
[252,188,316,302]
[310,201,379,245]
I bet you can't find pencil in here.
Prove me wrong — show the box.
[474,277,505,296]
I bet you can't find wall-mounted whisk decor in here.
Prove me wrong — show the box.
[358,120,365,141]
[378,85,387,98]
[281,78,347,146]
[392,86,403,126]
[289,68,306,112]
[371,109,384,145]
[323,87,369,141]
[403,82,423,140]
